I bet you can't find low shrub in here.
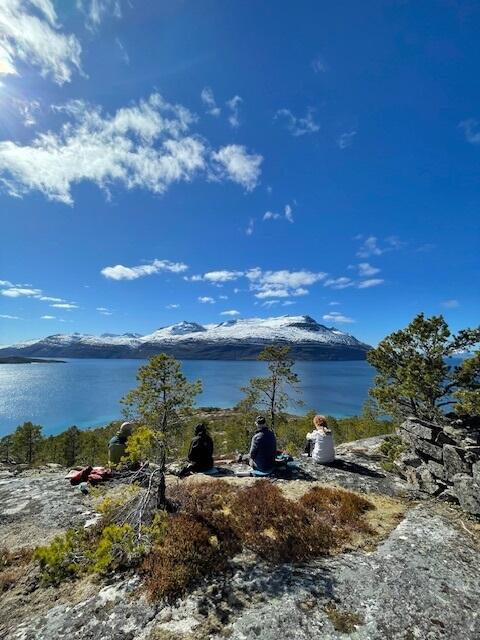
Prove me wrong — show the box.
[143,513,232,602]
[34,529,89,585]
[89,523,139,574]
[230,481,334,563]
[299,486,374,538]
[380,434,405,472]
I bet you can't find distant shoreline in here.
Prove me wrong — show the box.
[0,356,66,365]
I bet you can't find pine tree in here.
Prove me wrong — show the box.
[121,353,202,507]
[367,313,480,421]
[11,422,43,464]
[240,345,302,430]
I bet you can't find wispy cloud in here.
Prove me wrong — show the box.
[198,296,215,304]
[201,86,221,117]
[101,258,188,281]
[51,303,78,309]
[356,262,380,277]
[211,145,263,191]
[96,307,112,315]
[275,108,320,136]
[263,203,294,224]
[1,286,41,298]
[220,309,240,316]
[441,299,459,309]
[115,37,129,65]
[357,278,384,289]
[324,277,354,290]
[0,94,263,204]
[311,55,328,73]
[227,95,242,128]
[77,0,122,31]
[0,314,21,319]
[203,270,243,283]
[337,131,356,149]
[41,315,56,320]
[323,311,355,324]
[0,0,82,84]
[356,235,403,258]
[166,303,180,309]
[459,119,480,144]
[245,218,254,236]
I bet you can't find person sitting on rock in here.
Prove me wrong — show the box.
[306,415,335,464]
[185,423,214,473]
[248,416,277,473]
[108,421,134,465]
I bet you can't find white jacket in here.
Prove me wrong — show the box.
[306,430,335,464]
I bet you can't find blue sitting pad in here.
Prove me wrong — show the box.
[201,467,219,476]
[251,468,274,477]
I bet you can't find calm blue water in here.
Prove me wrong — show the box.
[0,359,376,436]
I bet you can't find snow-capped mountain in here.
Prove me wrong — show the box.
[0,316,371,361]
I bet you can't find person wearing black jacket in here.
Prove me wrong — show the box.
[185,423,214,473]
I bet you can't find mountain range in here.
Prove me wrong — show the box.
[0,315,371,361]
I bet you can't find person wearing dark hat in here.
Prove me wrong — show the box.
[248,416,277,473]
[185,423,214,473]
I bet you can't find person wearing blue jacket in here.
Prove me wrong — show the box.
[248,416,277,473]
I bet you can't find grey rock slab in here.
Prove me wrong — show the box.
[443,445,471,482]
[453,474,480,516]
[213,506,480,640]
[399,429,444,462]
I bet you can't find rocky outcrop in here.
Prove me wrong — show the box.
[396,416,480,515]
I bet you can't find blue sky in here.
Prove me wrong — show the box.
[0,0,479,347]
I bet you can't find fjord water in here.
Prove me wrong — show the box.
[0,359,375,436]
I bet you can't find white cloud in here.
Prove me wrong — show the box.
[275,108,320,136]
[324,277,354,290]
[329,301,340,306]
[96,307,112,315]
[247,268,325,299]
[337,131,356,149]
[357,262,380,277]
[101,258,188,281]
[356,236,383,258]
[357,278,384,289]
[211,145,262,191]
[0,94,263,204]
[246,218,254,236]
[198,296,215,304]
[459,119,480,144]
[115,37,129,65]
[166,303,180,309]
[41,315,56,319]
[323,312,355,324]
[51,302,78,309]
[311,55,327,73]
[220,309,240,316]
[77,0,122,30]
[0,314,21,319]
[282,300,296,306]
[13,98,40,127]
[203,270,243,283]
[227,95,242,128]
[441,299,459,309]
[263,203,294,223]
[38,295,64,302]
[219,295,228,300]
[1,286,41,297]
[201,86,220,117]
[0,279,13,286]
[0,0,82,84]
[262,300,280,307]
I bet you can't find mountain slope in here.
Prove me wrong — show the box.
[0,315,371,361]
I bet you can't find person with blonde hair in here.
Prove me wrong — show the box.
[305,414,335,464]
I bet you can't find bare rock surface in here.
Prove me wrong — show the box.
[1,437,479,640]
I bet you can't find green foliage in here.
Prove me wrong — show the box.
[367,313,480,421]
[453,352,480,414]
[34,529,88,585]
[89,523,139,574]
[240,345,302,430]
[123,426,160,464]
[11,421,43,464]
[379,435,405,472]
[121,354,202,506]
[0,435,13,462]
